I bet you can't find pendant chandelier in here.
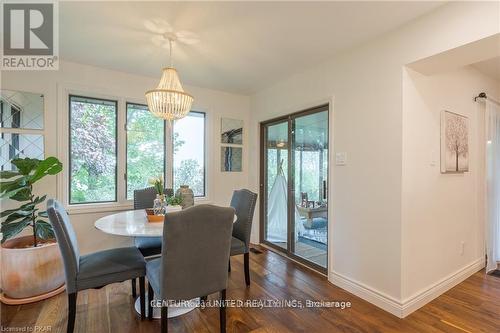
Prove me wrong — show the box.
[146,37,193,121]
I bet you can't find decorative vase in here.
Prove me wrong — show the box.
[153,194,167,215]
[0,235,65,304]
[176,185,194,209]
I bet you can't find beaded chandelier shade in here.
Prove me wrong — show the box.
[146,39,193,121]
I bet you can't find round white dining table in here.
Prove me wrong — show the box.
[95,208,177,238]
[94,207,237,319]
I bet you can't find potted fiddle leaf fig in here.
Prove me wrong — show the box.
[0,157,65,304]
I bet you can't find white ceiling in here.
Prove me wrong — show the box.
[60,1,445,94]
[472,57,500,82]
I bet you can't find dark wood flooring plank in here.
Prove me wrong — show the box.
[1,246,499,333]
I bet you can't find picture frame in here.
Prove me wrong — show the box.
[440,110,469,173]
[221,118,243,144]
[221,146,242,172]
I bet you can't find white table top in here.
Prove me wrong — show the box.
[95,207,237,237]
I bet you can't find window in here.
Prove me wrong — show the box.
[126,103,165,199]
[69,95,117,204]
[173,112,206,197]
[66,93,207,207]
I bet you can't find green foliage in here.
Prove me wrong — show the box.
[173,159,204,196]
[166,195,183,206]
[172,114,205,196]
[70,101,116,203]
[173,132,185,153]
[0,157,62,245]
[70,102,204,202]
[126,105,165,199]
[126,106,193,199]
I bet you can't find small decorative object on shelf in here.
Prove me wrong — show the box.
[153,194,167,215]
[148,175,167,220]
[176,185,194,209]
[146,176,184,222]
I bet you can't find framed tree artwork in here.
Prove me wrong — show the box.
[441,110,469,173]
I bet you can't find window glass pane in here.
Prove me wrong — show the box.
[173,112,205,197]
[69,96,117,204]
[0,134,44,171]
[126,103,165,199]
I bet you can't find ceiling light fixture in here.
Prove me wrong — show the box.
[145,34,193,122]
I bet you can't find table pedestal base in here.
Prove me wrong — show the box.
[134,294,199,319]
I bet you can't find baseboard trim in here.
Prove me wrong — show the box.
[329,270,404,317]
[329,257,484,318]
[400,258,484,317]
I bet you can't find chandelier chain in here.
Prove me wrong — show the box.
[169,38,173,67]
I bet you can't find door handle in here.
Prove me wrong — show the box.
[323,180,327,200]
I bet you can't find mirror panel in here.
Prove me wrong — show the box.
[1,90,44,130]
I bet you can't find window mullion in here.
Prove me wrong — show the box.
[116,99,127,204]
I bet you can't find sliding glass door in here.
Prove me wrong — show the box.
[291,110,328,268]
[263,120,289,249]
[261,105,329,272]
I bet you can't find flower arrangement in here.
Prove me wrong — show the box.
[147,176,183,216]
[148,175,164,197]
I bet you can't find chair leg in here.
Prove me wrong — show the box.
[139,277,146,320]
[148,282,154,321]
[131,278,137,298]
[244,252,250,286]
[161,306,169,333]
[67,292,77,333]
[220,289,226,333]
[228,258,231,272]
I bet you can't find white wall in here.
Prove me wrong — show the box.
[401,67,500,306]
[1,60,250,254]
[249,1,499,315]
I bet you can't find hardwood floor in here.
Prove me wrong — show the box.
[294,241,327,268]
[2,245,499,332]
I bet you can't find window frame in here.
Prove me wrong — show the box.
[68,94,119,205]
[125,101,167,200]
[172,111,207,198]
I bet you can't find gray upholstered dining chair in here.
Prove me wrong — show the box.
[146,204,235,333]
[47,199,147,333]
[131,186,173,297]
[229,189,258,286]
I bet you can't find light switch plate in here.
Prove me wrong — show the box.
[335,152,347,166]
